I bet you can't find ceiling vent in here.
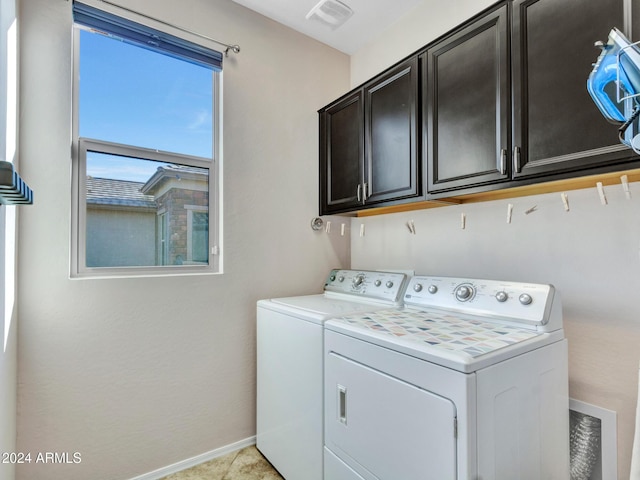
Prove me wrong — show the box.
[305,0,354,30]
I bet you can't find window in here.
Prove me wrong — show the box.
[71,2,222,277]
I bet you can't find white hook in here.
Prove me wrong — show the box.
[406,220,416,234]
[597,182,608,205]
[621,175,632,199]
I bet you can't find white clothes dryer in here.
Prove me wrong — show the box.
[324,275,569,480]
[257,269,408,480]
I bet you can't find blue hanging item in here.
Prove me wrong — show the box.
[0,162,33,205]
[587,28,640,151]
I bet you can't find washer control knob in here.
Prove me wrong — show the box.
[374,280,382,287]
[353,274,365,287]
[519,293,533,305]
[338,276,345,283]
[455,285,474,301]
[386,281,394,288]
[329,274,336,282]
[413,283,423,292]
[495,291,508,302]
[428,285,438,294]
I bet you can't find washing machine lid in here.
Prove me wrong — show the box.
[260,294,398,325]
[325,307,565,373]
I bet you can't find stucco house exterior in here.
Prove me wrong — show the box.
[86,165,209,267]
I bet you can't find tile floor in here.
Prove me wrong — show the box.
[160,446,284,480]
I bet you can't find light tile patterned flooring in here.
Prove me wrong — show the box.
[160,446,284,480]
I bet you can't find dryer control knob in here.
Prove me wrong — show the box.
[353,274,365,287]
[428,285,438,294]
[374,280,382,287]
[495,291,508,302]
[519,293,533,305]
[386,281,394,288]
[455,285,474,301]
[413,283,423,292]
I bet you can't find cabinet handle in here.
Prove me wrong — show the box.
[514,146,522,173]
[500,149,507,175]
[338,384,347,425]
[356,184,362,202]
[364,182,370,200]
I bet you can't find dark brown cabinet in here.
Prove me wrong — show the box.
[319,57,421,215]
[319,90,363,213]
[424,4,510,194]
[320,0,640,214]
[511,0,630,178]
[365,57,420,205]
[425,0,635,197]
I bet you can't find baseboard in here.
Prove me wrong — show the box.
[128,436,257,480]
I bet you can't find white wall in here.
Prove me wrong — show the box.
[351,2,640,478]
[350,0,495,87]
[16,0,350,478]
[0,0,18,478]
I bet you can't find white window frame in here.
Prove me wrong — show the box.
[185,205,208,264]
[70,21,222,279]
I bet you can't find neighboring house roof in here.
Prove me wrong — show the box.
[86,176,156,209]
[140,165,208,195]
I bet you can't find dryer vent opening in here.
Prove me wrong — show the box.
[570,410,601,480]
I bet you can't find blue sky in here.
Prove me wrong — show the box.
[79,28,214,182]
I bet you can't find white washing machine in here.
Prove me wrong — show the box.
[257,269,408,480]
[324,275,569,480]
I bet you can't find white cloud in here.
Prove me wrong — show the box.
[187,110,211,130]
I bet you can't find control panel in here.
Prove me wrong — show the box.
[324,269,408,304]
[404,276,559,328]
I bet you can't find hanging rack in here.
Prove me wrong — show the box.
[92,0,241,56]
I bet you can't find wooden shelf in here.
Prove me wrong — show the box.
[355,168,640,217]
[356,198,460,217]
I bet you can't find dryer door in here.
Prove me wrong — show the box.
[325,352,457,480]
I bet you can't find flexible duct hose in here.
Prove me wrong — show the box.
[570,410,602,480]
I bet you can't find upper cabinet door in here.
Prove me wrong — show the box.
[364,57,420,204]
[319,90,364,215]
[511,0,629,178]
[425,4,510,194]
